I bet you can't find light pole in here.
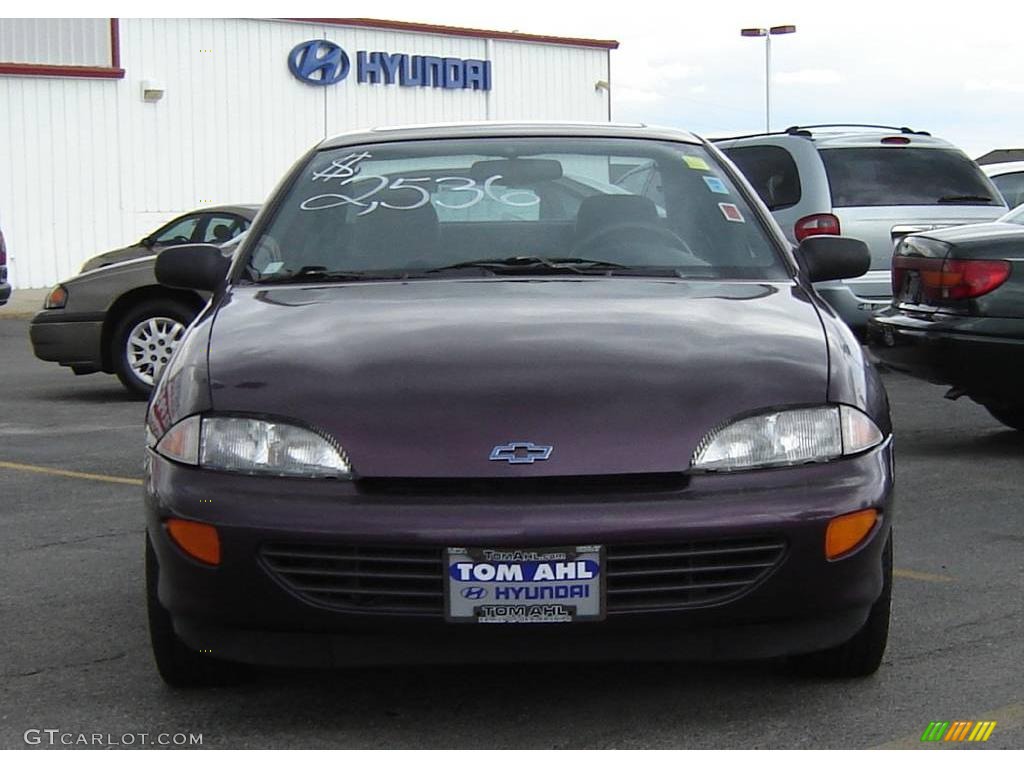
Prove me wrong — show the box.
[741,24,796,132]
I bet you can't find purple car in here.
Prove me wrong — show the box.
[144,123,894,687]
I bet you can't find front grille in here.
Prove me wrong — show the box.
[605,537,786,612]
[261,543,444,615]
[261,536,786,617]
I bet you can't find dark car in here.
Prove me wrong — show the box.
[868,204,1024,429]
[143,123,894,688]
[0,225,10,306]
[30,230,249,397]
[78,205,257,273]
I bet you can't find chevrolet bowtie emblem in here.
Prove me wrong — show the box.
[489,441,553,464]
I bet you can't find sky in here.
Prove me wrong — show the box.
[44,1,1024,157]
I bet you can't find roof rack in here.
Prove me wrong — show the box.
[785,123,932,136]
[710,123,931,142]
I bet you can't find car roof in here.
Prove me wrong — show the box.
[189,204,261,217]
[982,161,1024,176]
[318,121,702,150]
[714,125,956,150]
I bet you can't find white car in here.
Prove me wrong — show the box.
[982,161,1024,210]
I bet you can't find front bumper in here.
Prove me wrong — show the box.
[145,442,894,667]
[29,310,105,373]
[868,310,1024,404]
[0,281,10,306]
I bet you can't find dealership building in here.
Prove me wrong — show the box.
[0,18,617,288]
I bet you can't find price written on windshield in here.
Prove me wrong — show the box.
[300,153,540,216]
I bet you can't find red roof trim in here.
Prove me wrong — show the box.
[0,18,124,79]
[0,62,124,79]
[286,17,619,49]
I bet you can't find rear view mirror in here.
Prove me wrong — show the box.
[469,158,563,185]
[156,244,229,292]
[797,236,871,282]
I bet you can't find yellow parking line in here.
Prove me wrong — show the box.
[0,460,143,487]
[894,568,955,583]
[873,702,1024,748]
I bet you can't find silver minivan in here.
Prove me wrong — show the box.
[716,125,1007,331]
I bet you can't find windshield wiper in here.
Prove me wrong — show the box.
[937,194,993,203]
[255,266,411,284]
[426,255,645,275]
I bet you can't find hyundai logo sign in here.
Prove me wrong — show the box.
[460,586,488,600]
[288,40,350,86]
[289,39,492,91]
[489,442,554,465]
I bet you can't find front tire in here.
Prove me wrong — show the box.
[112,298,195,398]
[984,404,1024,431]
[789,532,892,678]
[146,535,245,688]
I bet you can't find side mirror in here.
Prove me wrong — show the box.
[156,244,229,292]
[797,236,871,282]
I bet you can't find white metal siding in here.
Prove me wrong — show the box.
[0,18,611,288]
[0,18,111,67]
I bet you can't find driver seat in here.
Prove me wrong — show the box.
[573,194,661,257]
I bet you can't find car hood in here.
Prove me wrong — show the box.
[207,279,828,477]
[80,244,151,273]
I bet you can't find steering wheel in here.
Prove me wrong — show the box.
[570,221,690,261]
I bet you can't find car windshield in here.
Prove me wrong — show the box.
[819,147,1003,207]
[243,137,787,283]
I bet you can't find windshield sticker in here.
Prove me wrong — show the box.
[702,176,729,195]
[299,173,540,215]
[262,261,284,274]
[718,202,745,222]
[682,155,710,171]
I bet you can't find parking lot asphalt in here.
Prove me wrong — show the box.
[1,315,1021,749]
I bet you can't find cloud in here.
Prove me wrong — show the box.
[774,68,842,85]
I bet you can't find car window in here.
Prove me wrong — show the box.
[433,178,540,222]
[202,215,248,244]
[819,148,1002,207]
[152,216,200,246]
[722,146,802,210]
[247,137,788,282]
[615,163,665,208]
[991,172,1024,210]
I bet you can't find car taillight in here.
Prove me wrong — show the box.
[0,230,6,266]
[794,213,840,242]
[893,254,1011,301]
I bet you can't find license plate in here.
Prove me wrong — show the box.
[445,545,605,624]
[901,271,922,303]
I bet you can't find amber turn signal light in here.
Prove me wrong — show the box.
[825,508,878,560]
[165,519,221,565]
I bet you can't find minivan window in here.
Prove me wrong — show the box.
[722,146,801,210]
[245,137,787,282]
[820,148,1002,207]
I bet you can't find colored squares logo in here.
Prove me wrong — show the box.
[920,721,996,743]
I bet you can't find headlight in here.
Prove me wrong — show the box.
[155,415,351,478]
[691,405,883,472]
[44,285,68,309]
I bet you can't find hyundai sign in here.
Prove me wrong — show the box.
[289,40,492,91]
